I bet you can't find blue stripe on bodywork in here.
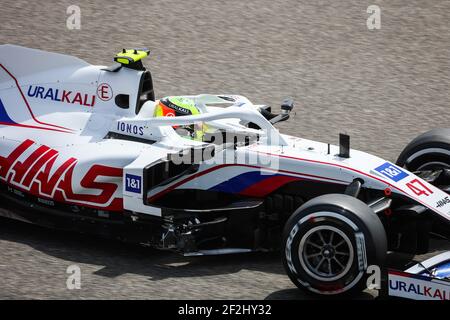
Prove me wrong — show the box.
[209,171,276,193]
[0,99,15,124]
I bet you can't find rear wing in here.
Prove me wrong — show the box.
[0,44,89,87]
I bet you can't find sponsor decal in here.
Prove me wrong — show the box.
[27,85,96,107]
[436,196,450,208]
[117,122,144,136]
[406,178,434,197]
[0,139,122,210]
[125,174,142,194]
[389,271,450,300]
[374,162,409,182]
[97,83,113,101]
[170,104,189,114]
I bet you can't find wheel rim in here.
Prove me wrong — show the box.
[298,225,354,282]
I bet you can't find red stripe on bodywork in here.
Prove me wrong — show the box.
[255,151,393,187]
[239,175,301,197]
[0,121,73,133]
[148,164,346,202]
[255,150,450,218]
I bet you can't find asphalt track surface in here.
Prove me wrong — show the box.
[0,0,449,299]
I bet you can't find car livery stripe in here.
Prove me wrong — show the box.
[0,64,74,134]
[0,121,76,133]
[238,174,301,197]
[254,150,400,188]
[208,171,279,194]
[389,270,432,280]
[209,171,318,197]
[147,148,449,218]
[0,98,15,123]
[255,150,450,218]
[147,164,346,202]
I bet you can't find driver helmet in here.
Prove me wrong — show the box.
[154,96,205,141]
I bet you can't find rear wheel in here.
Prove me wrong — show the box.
[282,194,387,296]
[397,129,450,171]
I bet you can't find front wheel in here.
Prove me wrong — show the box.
[282,194,387,296]
[397,128,450,171]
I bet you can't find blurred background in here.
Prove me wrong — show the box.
[0,0,449,299]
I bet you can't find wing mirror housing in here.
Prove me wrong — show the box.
[281,98,294,114]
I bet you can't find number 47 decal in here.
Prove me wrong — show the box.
[406,179,434,197]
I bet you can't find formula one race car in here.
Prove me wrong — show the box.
[0,45,449,297]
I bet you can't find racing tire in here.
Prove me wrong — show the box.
[396,128,450,171]
[282,194,387,296]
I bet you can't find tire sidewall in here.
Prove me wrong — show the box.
[397,129,450,170]
[401,142,450,171]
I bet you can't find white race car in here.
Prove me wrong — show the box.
[0,44,449,297]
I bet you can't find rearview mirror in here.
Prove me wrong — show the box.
[281,98,294,114]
